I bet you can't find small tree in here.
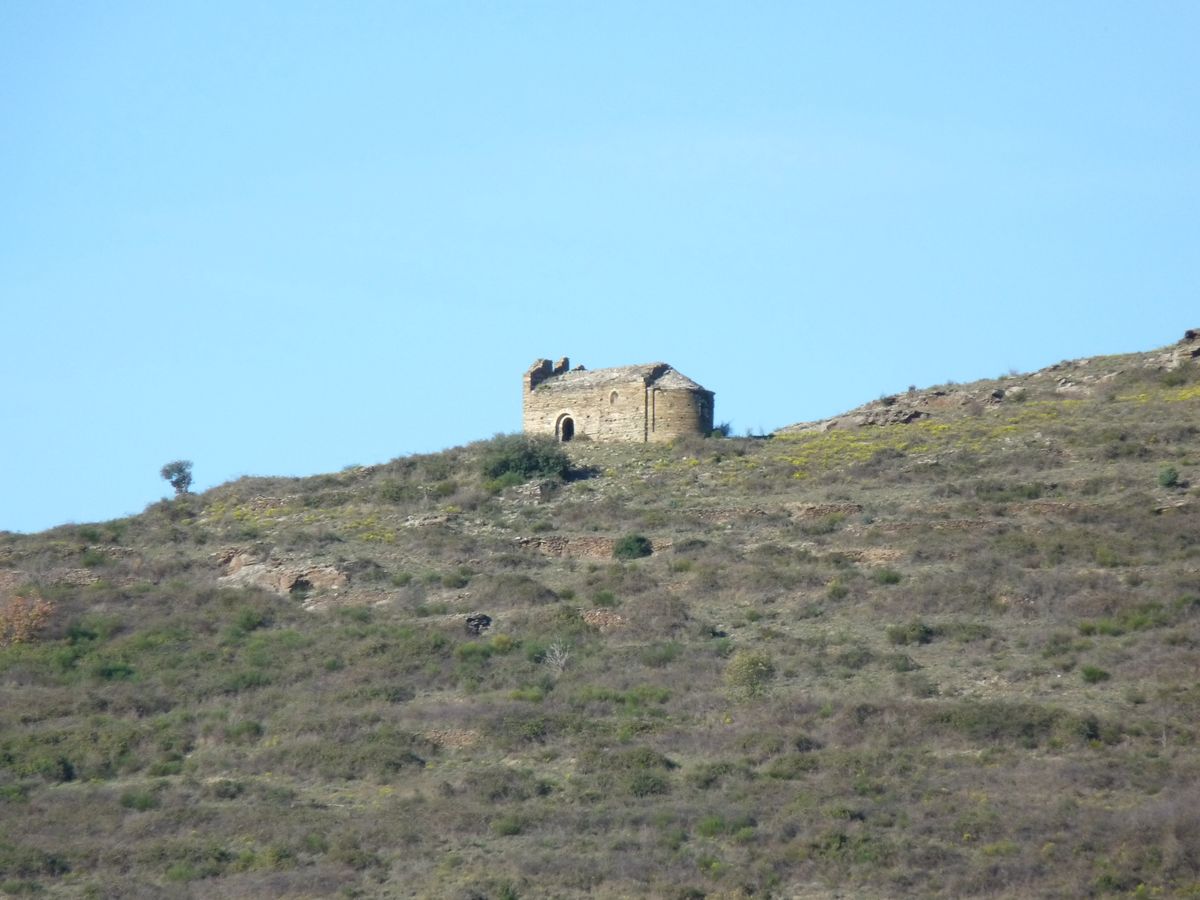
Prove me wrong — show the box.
[1158,466,1180,488]
[160,460,193,496]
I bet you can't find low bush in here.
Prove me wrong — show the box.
[724,651,776,698]
[120,789,160,811]
[931,700,1061,747]
[491,814,525,836]
[886,620,937,645]
[872,568,902,585]
[480,434,570,482]
[613,534,653,560]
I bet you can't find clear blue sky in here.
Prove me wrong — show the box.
[2,2,1197,533]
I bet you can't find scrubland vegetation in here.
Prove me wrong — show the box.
[1,349,1199,897]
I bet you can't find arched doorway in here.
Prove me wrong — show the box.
[558,415,575,442]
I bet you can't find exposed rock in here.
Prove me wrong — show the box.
[464,613,492,636]
[402,513,456,528]
[423,729,480,749]
[507,480,558,504]
[218,555,348,597]
[1055,379,1092,396]
[854,547,904,565]
[1163,328,1200,368]
[850,407,928,427]
[216,548,259,576]
[581,608,627,632]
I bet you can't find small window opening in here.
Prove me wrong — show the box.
[610,391,619,405]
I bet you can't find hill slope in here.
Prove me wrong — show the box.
[2,332,1199,898]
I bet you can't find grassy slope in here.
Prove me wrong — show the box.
[1,345,1199,899]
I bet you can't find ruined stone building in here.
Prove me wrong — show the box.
[523,357,715,443]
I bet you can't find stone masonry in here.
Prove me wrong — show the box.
[523,356,715,443]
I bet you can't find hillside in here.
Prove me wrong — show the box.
[2,331,1199,898]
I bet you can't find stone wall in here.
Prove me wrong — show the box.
[647,387,713,442]
[523,376,653,442]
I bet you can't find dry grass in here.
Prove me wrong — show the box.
[1,347,1199,897]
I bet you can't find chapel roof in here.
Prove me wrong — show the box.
[533,362,711,394]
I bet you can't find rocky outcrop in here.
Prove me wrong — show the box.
[581,608,627,632]
[215,548,348,597]
[464,613,492,635]
[1156,328,1200,369]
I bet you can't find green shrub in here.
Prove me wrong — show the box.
[441,571,470,589]
[480,434,570,481]
[232,607,269,634]
[827,580,849,600]
[91,660,135,681]
[686,761,742,790]
[613,534,653,560]
[592,590,618,607]
[571,684,669,711]
[286,726,430,779]
[1161,368,1190,387]
[0,842,70,877]
[872,568,902,585]
[627,771,670,797]
[886,653,920,672]
[379,480,418,503]
[221,669,271,693]
[886,620,937,645]
[933,700,1060,746]
[639,642,681,668]
[697,815,726,837]
[455,642,493,662]
[430,479,457,498]
[225,721,263,743]
[120,789,160,811]
[509,686,546,702]
[764,753,819,779]
[491,815,525,836]
[1081,665,1111,684]
[834,646,873,669]
[799,515,844,536]
[1158,465,1180,488]
[724,651,776,698]
[485,471,525,494]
